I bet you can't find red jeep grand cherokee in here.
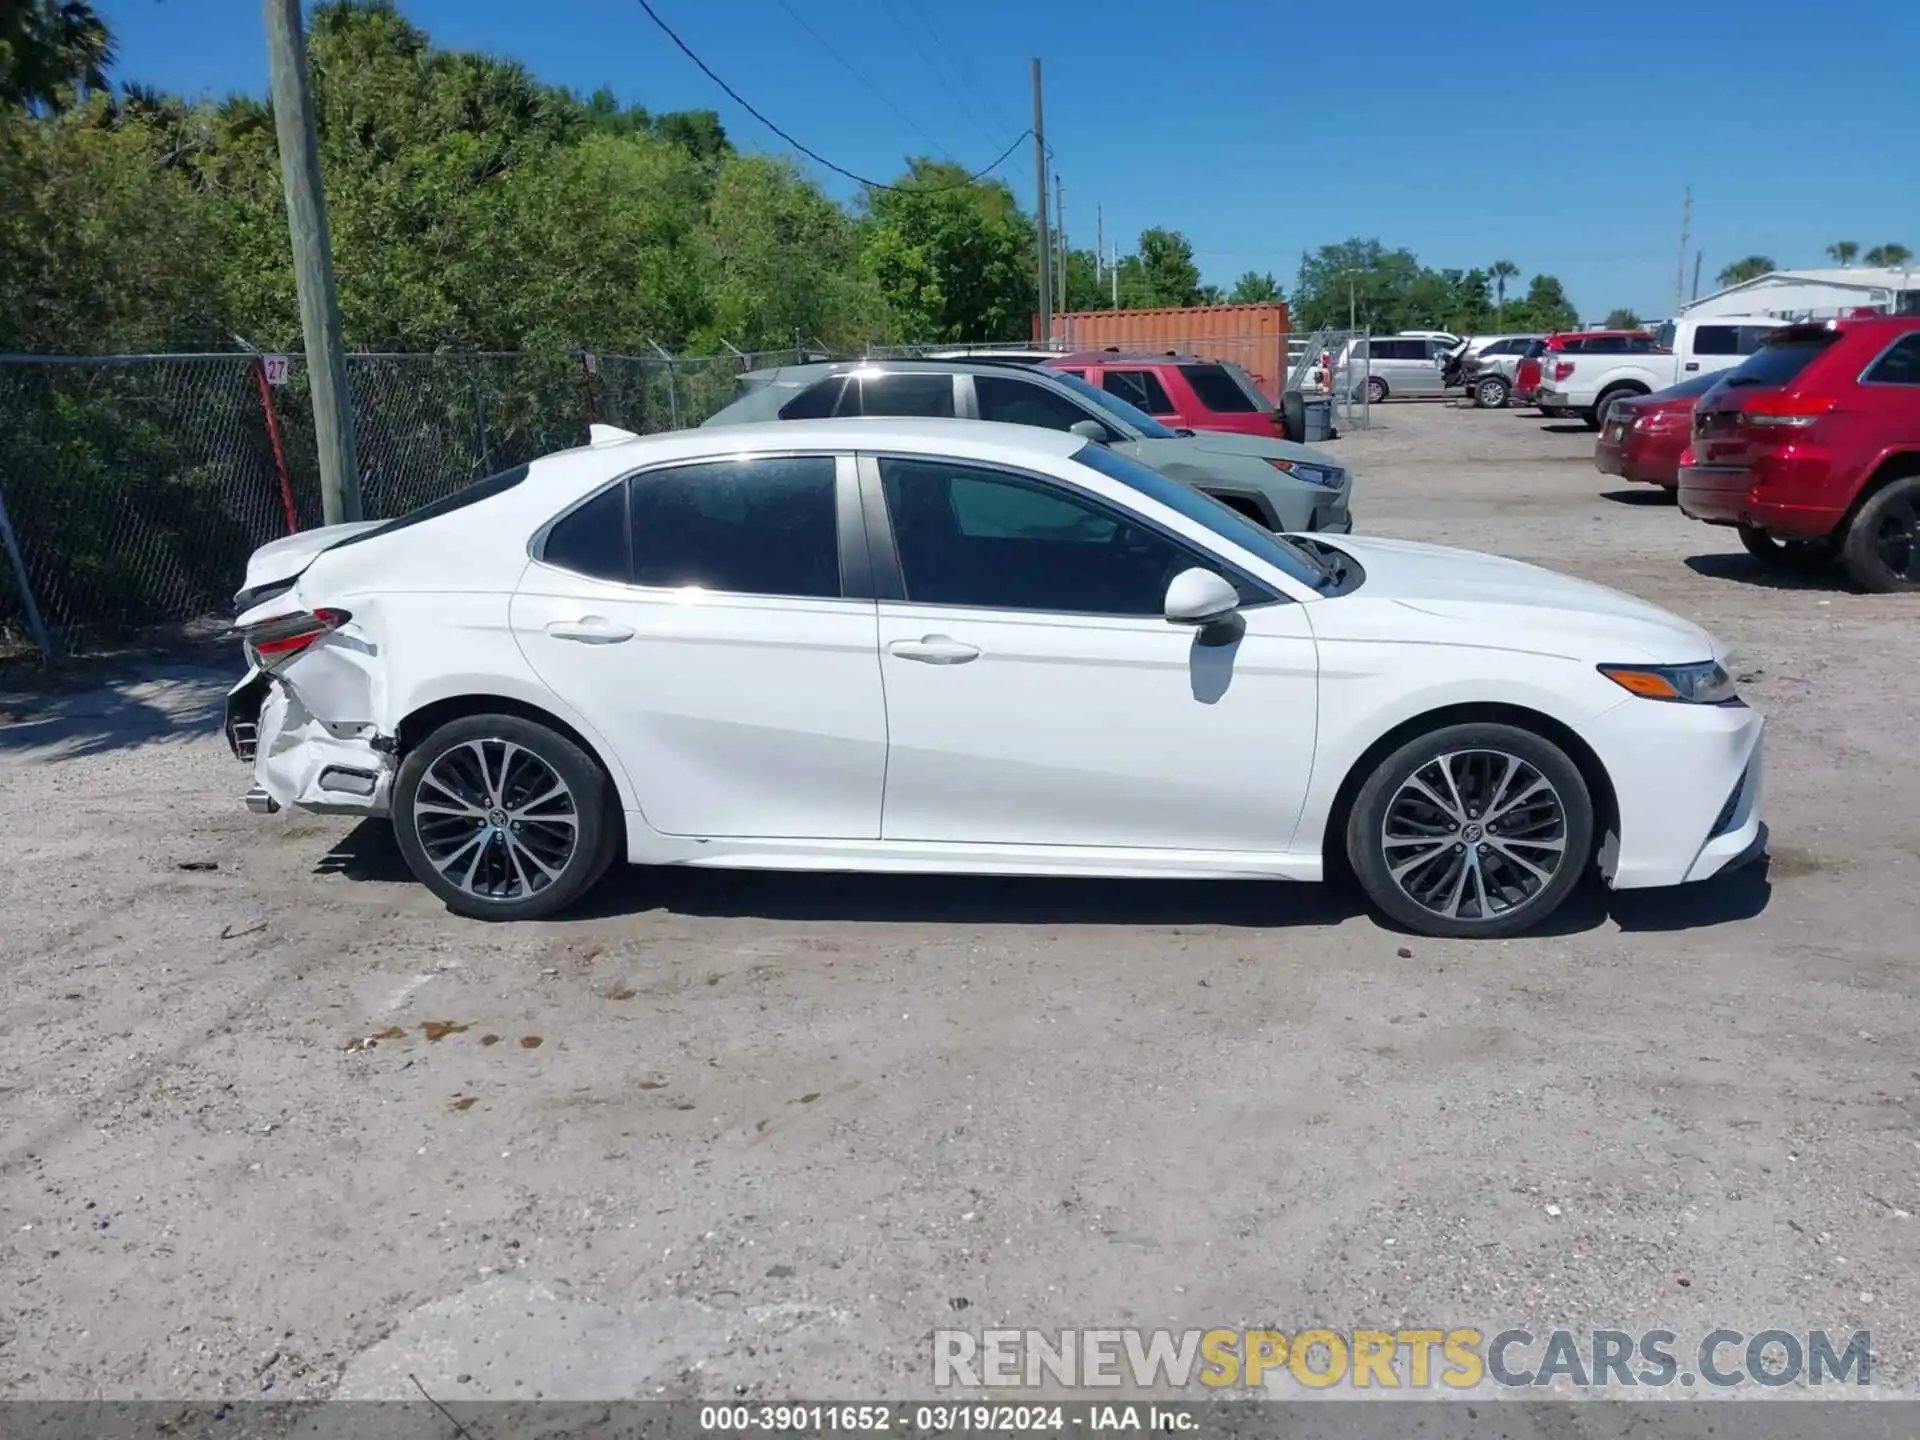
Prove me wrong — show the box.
[1594,372,1721,489]
[1680,316,1920,591]
[1049,352,1285,438]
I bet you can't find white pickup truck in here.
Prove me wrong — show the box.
[1536,315,1791,428]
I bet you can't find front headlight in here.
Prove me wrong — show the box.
[1266,458,1345,489]
[1598,661,1741,705]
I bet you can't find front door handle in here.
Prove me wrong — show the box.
[1684,362,1700,371]
[546,617,635,644]
[887,634,980,665]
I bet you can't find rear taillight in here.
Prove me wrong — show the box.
[1742,393,1836,429]
[237,607,351,661]
[1552,360,1576,382]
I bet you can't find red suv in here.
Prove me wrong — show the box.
[1515,331,1662,416]
[1049,352,1285,438]
[1679,316,1920,591]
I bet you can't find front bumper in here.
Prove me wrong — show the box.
[1310,503,1353,534]
[1577,696,1764,891]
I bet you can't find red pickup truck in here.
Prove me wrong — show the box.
[1679,316,1920,592]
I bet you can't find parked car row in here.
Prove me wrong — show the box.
[218,343,1770,939]
[1590,315,1920,593]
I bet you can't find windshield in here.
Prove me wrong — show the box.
[1070,442,1323,590]
[1654,371,1724,402]
[1044,368,1178,438]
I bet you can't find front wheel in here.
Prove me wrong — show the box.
[1474,376,1511,409]
[393,713,618,920]
[1346,724,1594,939]
[1364,377,1389,405]
[1839,475,1920,592]
[1739,523,1837,571]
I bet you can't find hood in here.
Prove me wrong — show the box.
[236,520,383,605]
[1126,431,1345,472]
[1314,534,1718,664]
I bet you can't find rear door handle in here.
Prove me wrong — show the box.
[546,617,635,644]
[887,634,980,665]
[1684,362,1700,371]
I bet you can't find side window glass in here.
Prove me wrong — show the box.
[1865,334,1920,385]
[975,375,1099,432]
[1693,326,1739,356]
[777,377,847,420]
[629,456,840,598]
[1103,369,1174,412]
[541,483,629,582]
[878,457,1215,615]
[851,372,955,417]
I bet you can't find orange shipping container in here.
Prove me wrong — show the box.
[1048,303,1292,399]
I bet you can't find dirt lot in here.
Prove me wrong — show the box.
[3,400,1917,1405]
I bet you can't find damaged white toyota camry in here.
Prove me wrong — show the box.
[226,418,1765,938]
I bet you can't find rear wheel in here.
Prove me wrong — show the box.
[1839,475,1920,593]
[1474,375,1511,409]
[1590,388,1644,430]
[1739,523,1837,571]
[393,713,618,920]
[1346,723,1593,939]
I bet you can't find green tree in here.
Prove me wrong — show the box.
[1291,238,1426,332]
[1604,308,1642,330]
[1715,255,1776,287]
[1127,227,1201,307]
[1517,274,1578,333]
[1863,243,1912,267]
[858,158,1035,342]
[1489,258,1519,330]
[0,0,112,112]
[1826,241,1859,266]
[1228,270,1281,304]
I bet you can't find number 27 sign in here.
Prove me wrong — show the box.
[261,354,292,386]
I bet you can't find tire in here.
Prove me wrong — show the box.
[1540,406,1569,419]
[1346,722,1594,939]
[393,712,618,921]
[1838,474,1920,593]
[1281,391,1306,442]
[1591,388,1643,430]
[1474,375,1510,410]
[1738,523,1837,571]
[1364,376,1389,405]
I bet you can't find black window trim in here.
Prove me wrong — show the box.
[526,451,872,603]
[853,450,1285,618]
[1858,330,1920,387]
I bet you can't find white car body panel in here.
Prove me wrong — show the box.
[228,418,1763,904]
[1537,315,1791,412]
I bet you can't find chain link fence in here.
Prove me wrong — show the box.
[0,333,1361,661]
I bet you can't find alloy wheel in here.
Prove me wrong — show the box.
[1477,378,1507,408]
[1380,749,1568,923]
[413,738,580,902]
[1870,494,1920,582]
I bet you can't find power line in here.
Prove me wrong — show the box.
[771,0,954,162]
[631,0,1028,192]
[875,0,1008,149]
[906,2,1029,140]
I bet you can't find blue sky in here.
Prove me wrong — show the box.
[100,0,1920,320]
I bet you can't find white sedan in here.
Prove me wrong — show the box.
[225,418,1765,939]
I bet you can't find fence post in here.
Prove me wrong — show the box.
[469,356,488,476]
[576,350,599,431]
[0,482,54,659]
[252,356,301,534]
[649,340,681,430]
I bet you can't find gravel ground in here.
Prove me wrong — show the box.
[2,400,1917,1406]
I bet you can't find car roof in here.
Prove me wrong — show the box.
[567,416,1088,466]
[738,357,1066,383]
[1052,350,1211,366]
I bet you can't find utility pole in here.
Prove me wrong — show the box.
[264,0,360,524]
[1110,241,1119,308]
[1095,203,1104,294]
[1674,184,1692,313]
[1031,59,1051,345]
[1055,172,1067,313]
[1691,249,1704,304]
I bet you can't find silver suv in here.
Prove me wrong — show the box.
[704,360,1353,535]
[1456,335,1544,409]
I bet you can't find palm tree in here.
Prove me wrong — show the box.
[1715,255,1776,288]
[0,0,114,111]
[1863,244,1913,268]
[1827,241,1860,266]
[1490,259,1520,329]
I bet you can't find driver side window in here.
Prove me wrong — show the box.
[879,457,1233,615]
[974,374,1101,433]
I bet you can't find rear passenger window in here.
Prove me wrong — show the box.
[975,374,1100,432]
[1694,326,1740,356]
[629,456,840,598]
[542,483,629,582]
[778,378,847,419]
[1178,365,1257,412]
[1865,334,1920,385]
[847,372,955,417]
[1736,326,1777,355]
[1103,369,1175,412]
